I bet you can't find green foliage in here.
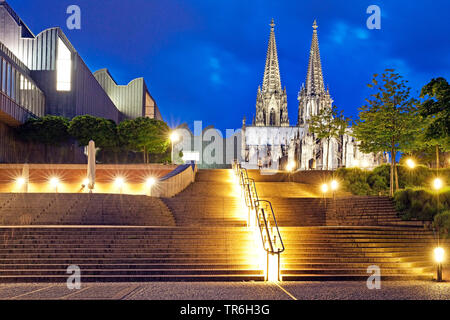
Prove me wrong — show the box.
[335,168,372,195]
[394,188,450,221]
[17,115,70,146]
[337,164,450,196]
[433,211,450,236]
[68,115,118,149]
[309,105,350,170]
[117,117,170,163]
[352,70,422,196]
[419,77,450,143]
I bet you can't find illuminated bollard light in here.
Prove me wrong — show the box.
[434,247,445,282]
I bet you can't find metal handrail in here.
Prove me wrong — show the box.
[255,199,285,254]
[232,161,285,256]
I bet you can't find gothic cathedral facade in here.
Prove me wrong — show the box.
[241,20,385,170]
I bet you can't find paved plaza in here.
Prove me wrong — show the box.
[0,281,448,300]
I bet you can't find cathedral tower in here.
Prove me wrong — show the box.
[255,19,289,127]
[297,20,333,125]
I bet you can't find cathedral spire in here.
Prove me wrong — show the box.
[305,19,325,95]
[262,18,282,94]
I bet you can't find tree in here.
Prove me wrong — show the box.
[18,115,70,146]
[117,117,170,163]
[352,70,421,197]
[308,105,350,170]
[68,115,118,150]
[419,77,450,168]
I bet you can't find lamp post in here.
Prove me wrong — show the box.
[434,247,445,282]
[433,178,443,212]
[170,132,179,164]
[406,158,416,186]
[432,177,444,282]
[330,180,338,199]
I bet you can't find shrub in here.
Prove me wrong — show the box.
[338,164,450,196]
[433,210,450,237]
[394,188,450,221]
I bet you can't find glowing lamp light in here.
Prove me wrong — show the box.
[433,178,443,191]
[434,247,445,263]
[353,160,359,168]
[49,177,60,192]
[146,177,156,188]
[114,177,125,188]
[286,161,295,172]
[82,178,89,186]
[330,180,338,191]
[267,253,280,282]
[321,184,328,193]
[406,158,416,169]
[16,177,26,187]
[361,160,369,168]
[49,177,60,187]
[170,132,179,143]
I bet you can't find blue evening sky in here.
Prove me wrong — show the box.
[9,0,450,133]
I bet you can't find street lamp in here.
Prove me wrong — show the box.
[406,158,416,169]
[434,247,445,282]
[433,178,443,191]
[170,132,179,164]
[286,161,295,172]
[330,180,338,200]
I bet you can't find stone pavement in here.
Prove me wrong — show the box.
[0,281,448,300]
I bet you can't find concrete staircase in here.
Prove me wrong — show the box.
[325,196,424,227]
[0,193,175,226]
[0,227,263,282]
[162,170,247,227]
[280,226,435,280]
[0,169,439,282]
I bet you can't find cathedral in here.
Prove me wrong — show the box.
[241,19,385,170]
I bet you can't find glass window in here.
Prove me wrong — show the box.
[2,59,6,93]
[11,68,15,101]
[19,75,24,106]
[6,63,11,97]
[56,38,72,91]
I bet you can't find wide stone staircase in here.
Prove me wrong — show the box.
[280,227,435,280]
[0,227,263,282]
[0,193,175,226]
[0,168,441,282]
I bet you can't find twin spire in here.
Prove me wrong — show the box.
[261,18,325,97]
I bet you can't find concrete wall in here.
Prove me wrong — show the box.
[0,163,177,193]
[152,163,197,198]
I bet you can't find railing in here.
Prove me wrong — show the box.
[232,160,285,281]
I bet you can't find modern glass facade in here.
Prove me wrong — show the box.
[0,43,45,120]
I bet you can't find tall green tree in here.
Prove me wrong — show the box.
[68,115,118,150]
[308,105,350,170]
[352,70,421,196]
[117,117,170,163]
[18,115,70,146]
[419,77,450,168]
